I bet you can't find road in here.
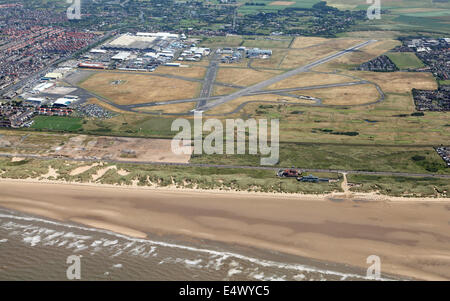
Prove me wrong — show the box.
[197,40,377,111]
[0,152,448,179]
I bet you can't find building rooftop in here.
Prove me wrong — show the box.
[106,34,158,50]
[111,51,131,61]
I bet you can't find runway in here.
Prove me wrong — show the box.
[196,40,377,111]
[65,40,382,116]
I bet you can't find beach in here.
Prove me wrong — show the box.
[0,178,449,280]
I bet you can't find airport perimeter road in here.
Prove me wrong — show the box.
[197,40,377,111]
[0,153,449,179]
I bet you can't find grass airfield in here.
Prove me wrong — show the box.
[15,32,450,195]
[68,34,448,147]
[78,36,407,114]
[79,72,202,106]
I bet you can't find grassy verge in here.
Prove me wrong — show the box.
[191,144,450,174]
[347,174,449,198]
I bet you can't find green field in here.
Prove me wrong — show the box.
[241,37,293,49]
[81,115,185,137]
[327,0,450,34]
[31,116,83,132]
[191,144,450,175]
[197,36,244,48]
[387,52,425,69]
[236,0,319,14]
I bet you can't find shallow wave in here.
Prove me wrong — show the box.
[0,210,391,281]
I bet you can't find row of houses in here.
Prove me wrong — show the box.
[38,107,73,116]
[0,104,35,128]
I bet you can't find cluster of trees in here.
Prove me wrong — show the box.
[19,0,368,37]
[244,2,266,6]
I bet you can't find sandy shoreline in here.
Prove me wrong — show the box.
[1,176,449,203]
[0,177,449,280]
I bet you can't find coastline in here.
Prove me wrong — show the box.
[0,176,449,203]
[0,177,449,280]
[0,206,390,281]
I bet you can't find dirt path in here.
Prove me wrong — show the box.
[341,172,350,194]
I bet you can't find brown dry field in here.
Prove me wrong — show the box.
[269,1,294,5]
[80,73,201,105]
[135,102,196,114]
[219,59,251,68]
[186,60,210,66]
[87,97,131,114]
[393,8,444,13]
[209,94,313,115]
[265,72,355,90]
[280,39,366,69]
[212,85,239,96]
[0,134,23,148]
[239,38,372,70]
[294,84,380,106]
[338,31,406,39]
[250,50,288,69]
[56,135,191,163]
[215,68,283,86]
[0,132,191,163]
[0,131,71,155]
[313,40,401,69]
[0,181,449,280]
[344,71,438,94]
[290,36,330,49]
[152,65,207,79]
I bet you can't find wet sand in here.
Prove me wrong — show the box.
[0,179,449,280]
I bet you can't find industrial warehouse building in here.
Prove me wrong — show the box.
[32,82,54,93]
[105,34,158,51]
[42,72,63,80]
[25,97,44,106]
[103,32,181,51]
[53,97,76,107]
[246,48,273,58]
[111,51,131,61]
